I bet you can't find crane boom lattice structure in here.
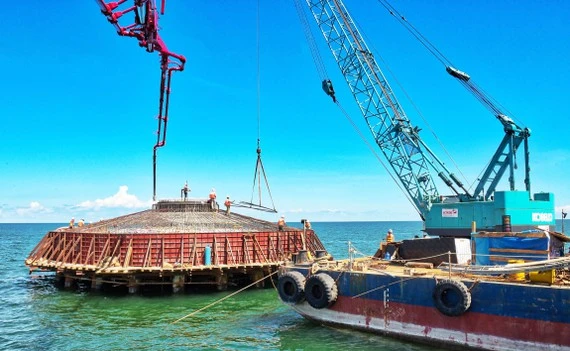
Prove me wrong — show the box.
[304,0,469,216]
[95,0,186,201]
[303,0,555,236]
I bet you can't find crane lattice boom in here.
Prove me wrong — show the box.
[305,0,469,214]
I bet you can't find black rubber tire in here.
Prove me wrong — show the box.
[304,273,338,309]
[432,279,471,316]
[277,271,306,304]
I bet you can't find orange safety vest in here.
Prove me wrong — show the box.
[278,219,285,226]
[386,233,394,243]
[225,200,231,207]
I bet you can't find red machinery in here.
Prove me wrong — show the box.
[95,0,186,200]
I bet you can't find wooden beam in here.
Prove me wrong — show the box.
[179,236,185,265]
[252,236,269,263]
[143,238,152,268]
[161,237,165,268]
[123,238,133,268]
[225,236,236,265]
[212,235,218,265]
[191,237,197,266]
[243,236,252,264]
[472,232,546,238]
[489,248,548,255]
[96,236,111,265]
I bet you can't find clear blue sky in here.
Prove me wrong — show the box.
[1,1,568,223]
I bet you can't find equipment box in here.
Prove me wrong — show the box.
[529,270,555,284]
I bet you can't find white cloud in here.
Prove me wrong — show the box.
[16,201,52,216]
[77,185,151,210]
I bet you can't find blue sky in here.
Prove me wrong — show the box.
[0,1,568,223]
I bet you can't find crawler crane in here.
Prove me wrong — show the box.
[303,0,555,236]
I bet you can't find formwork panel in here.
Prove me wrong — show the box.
[25,203,328,291]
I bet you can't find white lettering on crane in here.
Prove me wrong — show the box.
[532,213,553,222]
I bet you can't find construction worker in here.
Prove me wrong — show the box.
[304,219,311,230]
[78,218,84,227]
[209,188,217,211]
[224,196,231,215]
[69,217,75,229]
[386,229,394,243]
[182,181,189,201]
[278,216,286,231]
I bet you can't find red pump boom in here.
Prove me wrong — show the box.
[95,0,186,201]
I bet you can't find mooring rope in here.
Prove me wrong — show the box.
[172,270,278,324]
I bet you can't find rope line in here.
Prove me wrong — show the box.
[172,270,278,324]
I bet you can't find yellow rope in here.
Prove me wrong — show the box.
[172,270,278,324]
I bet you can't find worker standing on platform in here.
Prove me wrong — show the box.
[182,181,190,201]
[69,217,75,229]
[224,196,231,216]
[304,219,311,230]
[78,218,84,227]
[278,216,286,231]
[209,188,217,211]
[386,229,394,243]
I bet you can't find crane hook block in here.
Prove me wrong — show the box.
[321,79,337,103]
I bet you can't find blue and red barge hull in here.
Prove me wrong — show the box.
[281,265,570,351]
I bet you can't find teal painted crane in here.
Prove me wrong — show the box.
[302,0,554,236]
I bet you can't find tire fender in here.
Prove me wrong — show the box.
[432,279,471,316]
[277,271,306,304]
[304,273,338,309]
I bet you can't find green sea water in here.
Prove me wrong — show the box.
[2,221,566,350]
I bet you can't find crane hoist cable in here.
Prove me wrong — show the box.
[340,1,468,192]
[375,0,531,198]
[235,0,277,214]
[95,0,186,202]
[295,0,421,217]
[294,0,337,103]
[376,0,520,119]
[336,102,422,219]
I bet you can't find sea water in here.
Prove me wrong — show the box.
[1,221,566,351]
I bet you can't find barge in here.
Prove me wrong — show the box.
[277,232,570,351]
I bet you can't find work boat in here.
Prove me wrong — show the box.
[277,233,570,351]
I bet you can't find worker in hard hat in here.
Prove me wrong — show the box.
[224,196,231,216]
[386,229,394,243]
[209,188,217,211]
[69,217,75,229]
[182,181,190,201]
[278,216,286,231]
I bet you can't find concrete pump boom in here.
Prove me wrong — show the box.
[95,0,186,201]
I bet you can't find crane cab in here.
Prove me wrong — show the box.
[424,191,555,237]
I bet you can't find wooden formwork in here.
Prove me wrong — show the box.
[25,204,327,293]
[26,230,324,272]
